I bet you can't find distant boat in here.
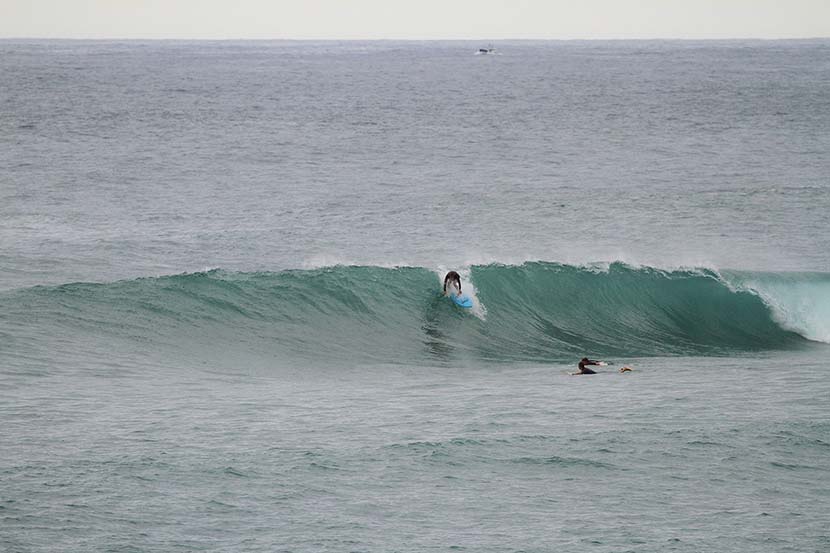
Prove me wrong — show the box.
[477,44,495,54]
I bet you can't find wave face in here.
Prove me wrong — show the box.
[2,263,826,368]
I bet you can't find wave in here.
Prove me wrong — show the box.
[2,262,827,368]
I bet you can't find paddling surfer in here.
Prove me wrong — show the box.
[574,357,603,375]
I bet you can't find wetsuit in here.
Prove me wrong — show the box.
[577,358,600,374]
[443,271,462,295]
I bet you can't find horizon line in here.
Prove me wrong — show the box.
[2,36,830,42]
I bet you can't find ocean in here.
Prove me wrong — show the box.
[1,40,829,552]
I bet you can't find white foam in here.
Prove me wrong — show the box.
[723,272,830,344]
[300,254,416,271]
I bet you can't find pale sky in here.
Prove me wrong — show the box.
[2,0,829,40]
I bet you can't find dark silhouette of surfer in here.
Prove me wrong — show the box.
[574,357,602,375]
[443,271,462,295]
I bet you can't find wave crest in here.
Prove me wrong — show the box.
[3,262,826,368]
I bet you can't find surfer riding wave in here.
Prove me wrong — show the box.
[443,271,462,296]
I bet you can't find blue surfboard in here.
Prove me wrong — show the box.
[450,292,473,308]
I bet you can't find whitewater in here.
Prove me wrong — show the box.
[2,40,829,552]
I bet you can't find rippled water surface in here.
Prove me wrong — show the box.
[1,40,829,552]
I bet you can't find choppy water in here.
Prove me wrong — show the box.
[2,40,829,552]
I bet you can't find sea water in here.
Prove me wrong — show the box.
[1,40,829,552]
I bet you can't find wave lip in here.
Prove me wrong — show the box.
[1,262,825,369]
[720,269,830,344]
